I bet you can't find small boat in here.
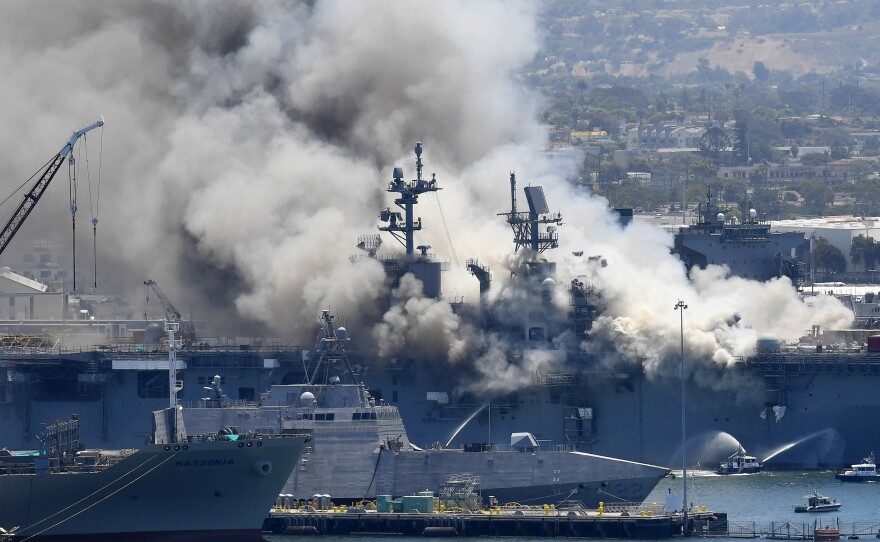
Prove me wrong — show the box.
[717,445,763,474]
[814,526,841,541]
[835,452,880,482]
[794,490,841,513]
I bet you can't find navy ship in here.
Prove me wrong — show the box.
[0,142,874,475]
[176,310,669,507]
[673,190,806,282]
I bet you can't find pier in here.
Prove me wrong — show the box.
[263,506,726,539]
[712,519,880,540]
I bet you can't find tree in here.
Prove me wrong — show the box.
[699,127,730,166]
[850,234,878,271]
[830,146,850,160]
[598,162,627,185]
[750,187,787,220]
[812,236,847,275]
[799,180,834,216]
[627,158,653,173]
[753,61,770,82]
[801,152,831,166]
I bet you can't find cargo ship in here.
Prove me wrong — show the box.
[0,403,310,541]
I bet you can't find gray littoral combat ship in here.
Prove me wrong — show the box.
[179,310,670,508]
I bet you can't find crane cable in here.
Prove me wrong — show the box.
[66,127,103,293]
[0,154,56,208]
[68,143,78,292]
[87,126,103,289]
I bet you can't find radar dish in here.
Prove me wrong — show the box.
[524,186,549,214]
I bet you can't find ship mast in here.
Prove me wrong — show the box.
[379,142,441,258]
[498,172,562,254]
[306,310,356,385]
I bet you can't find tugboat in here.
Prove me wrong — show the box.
[835,452,880,482]
[794,490,841,513]
[716,446,763,474]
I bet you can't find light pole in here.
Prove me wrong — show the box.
[674,300,689,535]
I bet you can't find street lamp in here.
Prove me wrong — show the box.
[674,300,689,535]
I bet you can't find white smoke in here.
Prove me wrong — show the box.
[0,0,855,397]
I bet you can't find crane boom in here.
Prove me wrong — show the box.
[143,279,182,322]
[0,118,105,257]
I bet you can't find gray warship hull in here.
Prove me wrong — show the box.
[0,347,878,470]
[0,431,309,541]
[383,353,880,470]
[181,404,666,507]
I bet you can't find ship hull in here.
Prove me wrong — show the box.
[716,467,762,475]
[4,350,880,470]
[8,529,267,542]
[0,436,308,540]
[289,448,667,507]
[835,474,880,482]
[180,404,668,507]
[381,361,880,470]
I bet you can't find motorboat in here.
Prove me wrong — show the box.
[716,446,763,474]
[835,452,880,482]
[794,490,841,513]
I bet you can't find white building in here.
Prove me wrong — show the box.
[771,216,880,268]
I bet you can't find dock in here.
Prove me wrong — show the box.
[264,506,727,539]
[716,519,880,540]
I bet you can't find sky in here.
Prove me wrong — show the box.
[0,0,853,397]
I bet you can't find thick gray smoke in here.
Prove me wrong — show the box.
[0,1,854,397]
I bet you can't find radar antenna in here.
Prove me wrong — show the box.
[378,142,441,257]
[356,234,382,257]
[498,172,562,254]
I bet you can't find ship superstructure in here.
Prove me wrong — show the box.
[673,191,806,282]
[357,142,445,298]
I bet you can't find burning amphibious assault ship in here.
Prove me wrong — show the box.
[0,142,875,471]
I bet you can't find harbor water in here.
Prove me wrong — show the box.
[265,469,880,542]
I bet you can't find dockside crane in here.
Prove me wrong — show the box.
[0,118,104,258]
[144,279,189,408]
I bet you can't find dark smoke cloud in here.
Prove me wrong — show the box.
[0,1,853,397]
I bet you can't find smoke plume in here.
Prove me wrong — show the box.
[0,0,854,398]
